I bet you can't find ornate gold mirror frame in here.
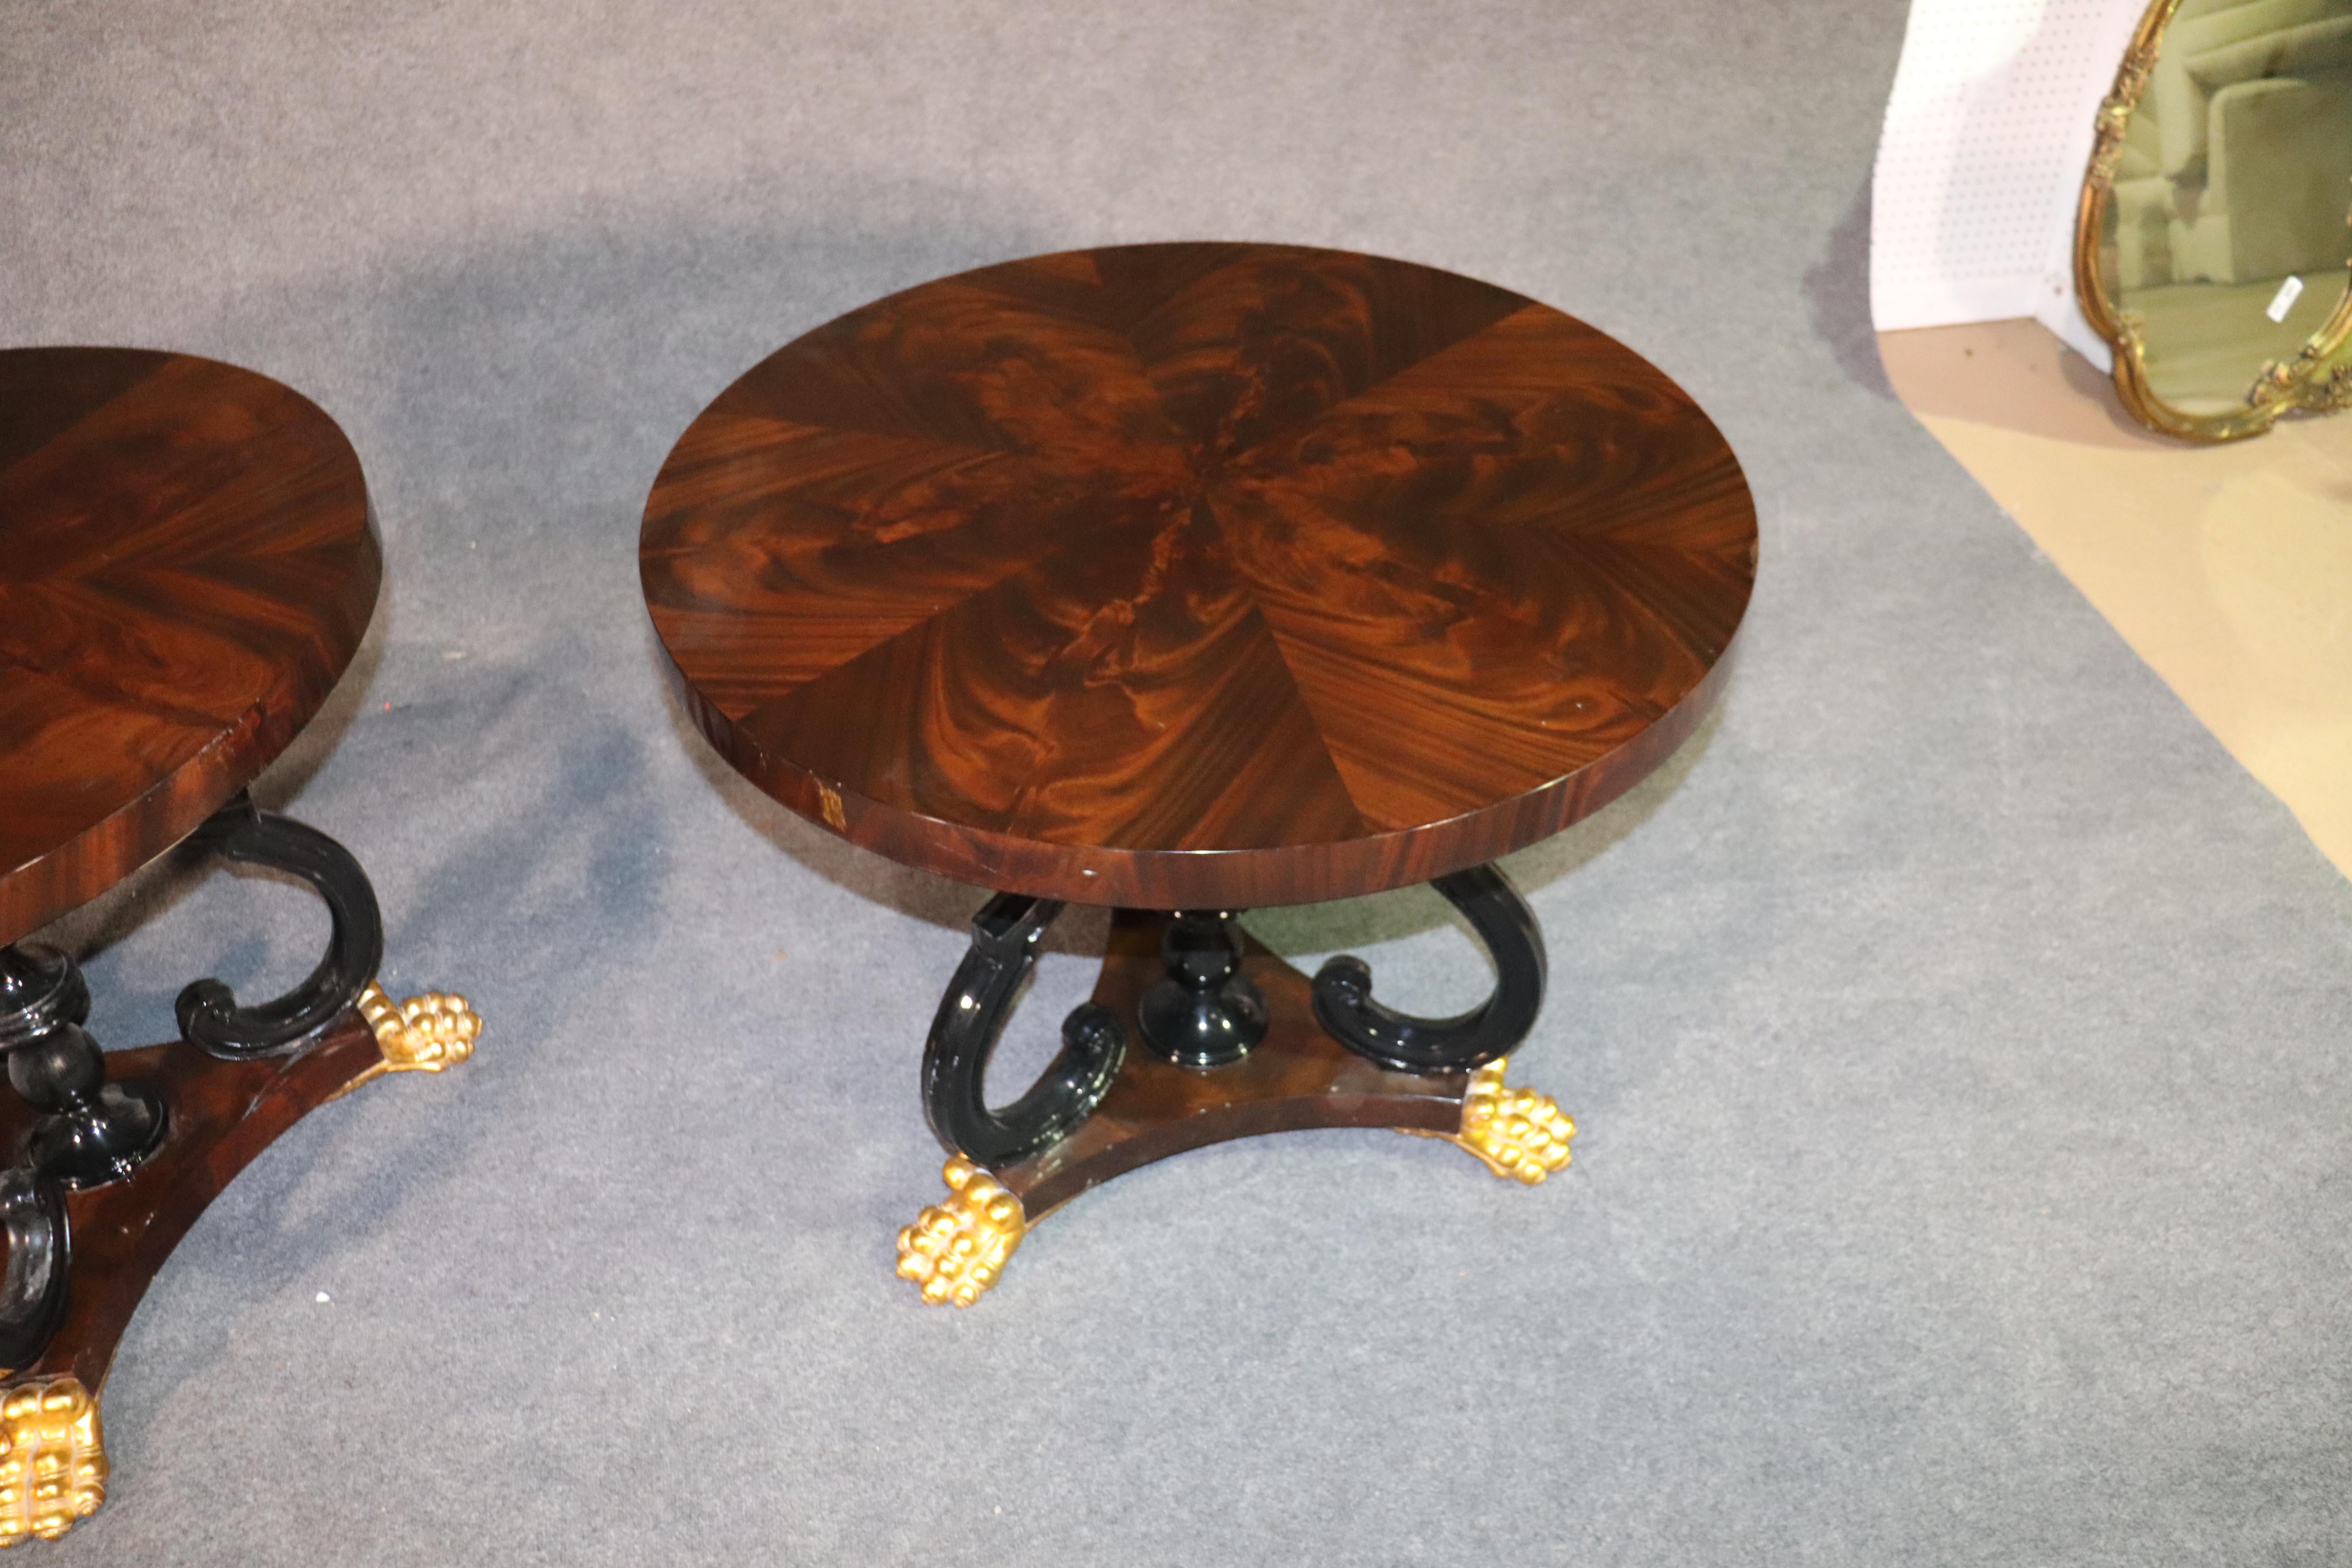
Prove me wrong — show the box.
[2075,0,2352,441]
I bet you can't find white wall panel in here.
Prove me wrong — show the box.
[1872,0,2147,365]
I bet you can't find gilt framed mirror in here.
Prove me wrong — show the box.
[2074,0,2352,440]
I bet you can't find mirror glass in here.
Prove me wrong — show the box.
[2100,0,2352,416]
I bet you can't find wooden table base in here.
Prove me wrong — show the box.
[895,910,1575,1307]
[0,983,476,1548]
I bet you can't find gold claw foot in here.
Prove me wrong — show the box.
[0,1379,105,1548]
[1450,1059,1574,1184]
[335,982,482,1098]
[361,984,481,1072]
[896,1156,1026,1307]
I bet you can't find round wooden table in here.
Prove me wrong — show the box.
[0,348,477,1544]
[0,348,380,944]
[641,243,1757,1305]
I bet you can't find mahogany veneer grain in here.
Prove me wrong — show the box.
[0,348,379,945]
[642,243,1757,908]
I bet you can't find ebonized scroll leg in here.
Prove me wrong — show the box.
[919,894,1127,1168]
[174,792,386,1060]
[1312,863,1547,1075]
[902,895,1127,1307]
[0,1170,69,1376]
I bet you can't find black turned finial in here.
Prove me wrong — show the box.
[1136,911,1267,1068]
[0,945,165,1188]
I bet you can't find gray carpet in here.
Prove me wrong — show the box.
[6,2,2351,1563]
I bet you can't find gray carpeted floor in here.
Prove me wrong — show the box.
[6,3,2351,1563]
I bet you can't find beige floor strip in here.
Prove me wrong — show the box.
[1878,318,2352,880]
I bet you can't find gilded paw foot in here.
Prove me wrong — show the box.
[0,1379,105,1548]
[335,983,482,1098]
[359,984,480,1072]
[896,1156,1026,1307]
[1451,1059,1574,1184]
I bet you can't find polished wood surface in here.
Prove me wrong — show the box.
[0,348,380,946]
[3,1013,382,1395]
[644,243,1757,907]
[998,911,1471,1219]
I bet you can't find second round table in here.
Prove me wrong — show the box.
[641,242,1757,1305]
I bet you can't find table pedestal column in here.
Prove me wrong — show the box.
[897,867,1575,1307]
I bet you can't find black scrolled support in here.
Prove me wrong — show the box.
[922,893,1127,1167]
[1312,862,1548,1075]
[0,1168,69,1375]
[174,793,385,1060]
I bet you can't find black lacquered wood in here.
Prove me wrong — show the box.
[1136,910,1268,1067]
[922,895,1127,1165]
[174,794,384,1060]
[0,945,166,1190]
[1311,862,1546,1074]
[0,1167,68,1376]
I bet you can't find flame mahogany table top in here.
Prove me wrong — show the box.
[642,243,1757,909]
[0,348,379,946]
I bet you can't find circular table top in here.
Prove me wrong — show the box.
[642,243,1756,908]
[0,347,379,946]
